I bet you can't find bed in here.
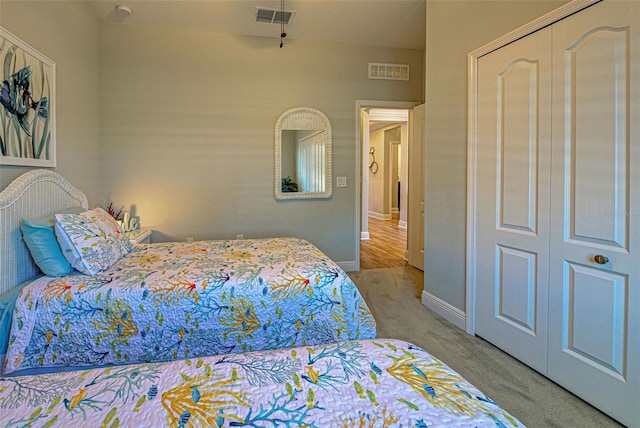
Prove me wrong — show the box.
[0,338,523,427]
[0,170,376,375]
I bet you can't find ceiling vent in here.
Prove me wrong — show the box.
[255,7,295,25]
[368,63,410,81]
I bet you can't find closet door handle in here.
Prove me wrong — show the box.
[594,255,609,265]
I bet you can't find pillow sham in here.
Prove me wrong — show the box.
[20,206,85,277]
[55,207,133,276]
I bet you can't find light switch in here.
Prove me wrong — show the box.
[336,176,347,188]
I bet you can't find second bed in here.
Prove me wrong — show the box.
[0,170,375,375]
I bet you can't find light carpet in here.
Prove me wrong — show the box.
[348,266,623,428]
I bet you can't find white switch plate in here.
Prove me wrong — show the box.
[336,176,347,187]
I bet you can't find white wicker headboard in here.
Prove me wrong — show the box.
[0,169,88,295]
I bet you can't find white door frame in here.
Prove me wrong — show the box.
[390,140,401,216]
[355,100,421,270]
[465,0,600,335]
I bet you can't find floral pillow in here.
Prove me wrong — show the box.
[54,207,133,276]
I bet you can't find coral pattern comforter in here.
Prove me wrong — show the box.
[0,339,523,427]
[4,238,376,374]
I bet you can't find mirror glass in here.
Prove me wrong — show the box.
[275,107,332,200]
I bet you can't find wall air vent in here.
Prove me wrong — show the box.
[368,63,410,81]
[255,7,295,25]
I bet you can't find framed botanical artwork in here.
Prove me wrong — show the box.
[0,27,55,167]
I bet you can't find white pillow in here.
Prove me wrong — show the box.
[54,207,132,275]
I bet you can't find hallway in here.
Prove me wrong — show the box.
[360,213,407,269]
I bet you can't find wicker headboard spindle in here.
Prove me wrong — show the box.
[0,170,88,295]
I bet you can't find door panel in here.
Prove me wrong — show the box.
[563,262,627,378]
[496,245,537,333]
[568,26,629,248]
[499,60,541,234]
[549,1,639,425]
[476,27,552,373]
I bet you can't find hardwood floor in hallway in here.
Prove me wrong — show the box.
[360,213,408,269]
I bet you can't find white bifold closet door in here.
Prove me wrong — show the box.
[476,26,553,375]
[475,1,639,426]
[547,1,639,424]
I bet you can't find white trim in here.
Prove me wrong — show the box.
[398,220,407,229]
[369,109,409,123]
[468,0,600,60]
[337,260,358,272]
[422,290,466,331]
[360,231,370,240]
[466,49,478,335]
[355,100,421,272]
[368,211,392,221]
[398,122,409,231]
[465,0,602,335]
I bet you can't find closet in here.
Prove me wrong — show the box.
[470,1,638,425]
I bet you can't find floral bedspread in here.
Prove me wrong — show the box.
[0,339,523,427]
[4,238,376,374]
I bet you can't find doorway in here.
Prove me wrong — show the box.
[354,100,422,271]
[362,118,407,269]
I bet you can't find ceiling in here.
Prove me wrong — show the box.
[84,0,426,50]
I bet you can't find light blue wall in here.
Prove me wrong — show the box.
[97,24,424,264]
[0,2,424,267]
[0,1,101,203]
[423,1,569,311]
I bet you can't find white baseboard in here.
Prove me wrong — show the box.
[368,211,392,221]
[421,290,466,331]
[398,220,407,228]
[361,231,370,240]
[338,260,358,272]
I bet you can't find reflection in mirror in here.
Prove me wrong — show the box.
[281,130,326,193]
[275,107,332,200]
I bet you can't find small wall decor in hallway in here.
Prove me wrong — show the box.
[368,147,378,173]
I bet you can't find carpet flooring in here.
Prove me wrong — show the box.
[348,266,624,428]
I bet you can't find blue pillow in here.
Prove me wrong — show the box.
[20,206,85,277]
[0,277,37,354]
